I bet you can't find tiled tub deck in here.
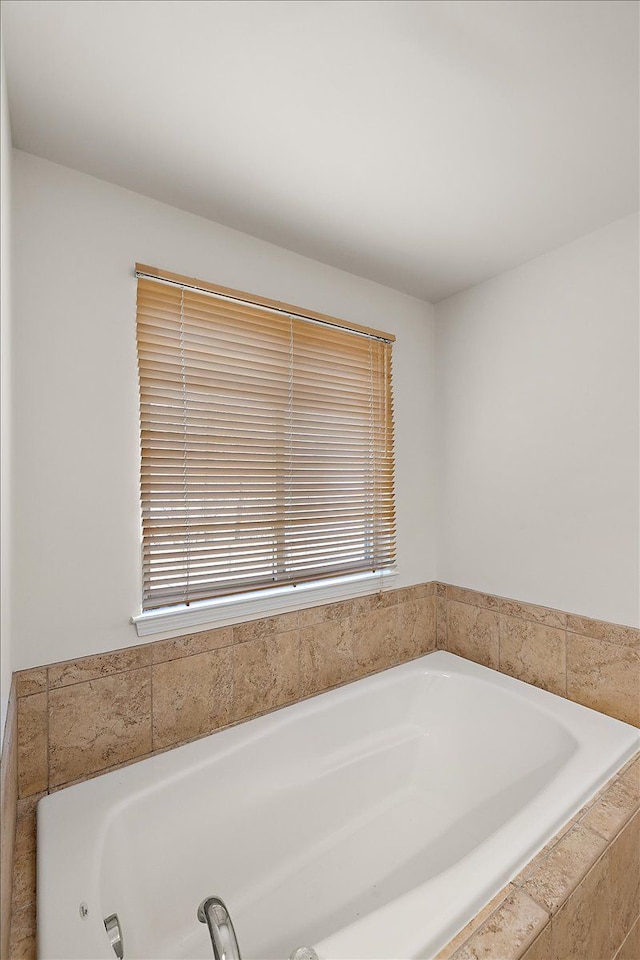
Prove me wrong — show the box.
[435,752,640,960]
[3,581,639,958]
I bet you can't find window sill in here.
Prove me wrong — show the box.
[131,570,398,637]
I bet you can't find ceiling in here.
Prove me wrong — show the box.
[3,0,638,302]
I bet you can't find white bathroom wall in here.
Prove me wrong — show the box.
[1,31,13,743]
[436,214,640,627]
[10,149,437,671]
[8,149,637,672]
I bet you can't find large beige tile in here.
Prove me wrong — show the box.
[351,605,399,674]
[519,920,552,960]
[581,763,640,841]
[232,615,280,645]
[351,590,398,618]
[453,890,549,960]
[151,626,233,664]
[566,614,639,648]
[299,619,354,697]
[14,669,47,698]
[14,806,36,846]
[48,749,155,792]
[12,816,36,911]
[396,582,435,603]
[397,595,436,661]
[550,851,612,960]
[522,823,608,915]
[16,792,46,823]
[17,693,48,798]
[8,902,37,960]
[567,633,640,726]
[499,598,566,629]
[499,615,566,696]
[232,631,300,721]
[445,585,499,610]
[615,919,640,960]
[436,597,448,649]
[1,691,18,960]
[609,811,640,952]
[48,644,152,688]
[49,669,152,786]
[297,598,354,626]
[447,600,499,670]
[434,884,514,959]
[232,612,300,644]
[275,610,302,634]
[152,649,233,750]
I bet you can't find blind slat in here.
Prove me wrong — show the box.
[137,273,396,610]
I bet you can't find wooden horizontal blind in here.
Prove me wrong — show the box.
[136,270,396,610]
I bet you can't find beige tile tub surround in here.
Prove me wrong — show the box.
[12,581,637,804]
[446,599,500,671]
[7,754,639,960]
[6,580,639,959]
[500,616,566,699]
[49,668,153,788]
[436,754,640,960]
[7,795,39,960]
[436,584,640,726]
[14,582,437,800]
[1,682,18,960]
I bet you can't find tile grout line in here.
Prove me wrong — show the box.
[150,660,155,753]
[613,916,640,960]
[519,921,552,960]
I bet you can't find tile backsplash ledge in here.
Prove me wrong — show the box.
[435,753,640,960]
[436,584,639,728]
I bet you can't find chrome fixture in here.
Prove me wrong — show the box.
[290,948,319,960]
[198,896,242,960]
[104,913,124,959]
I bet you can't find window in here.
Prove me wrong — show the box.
[136,264,396,612]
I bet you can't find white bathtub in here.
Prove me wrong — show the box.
[38,651,639,960]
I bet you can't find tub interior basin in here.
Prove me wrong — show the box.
[97,665,577,959]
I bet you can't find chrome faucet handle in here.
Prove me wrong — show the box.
[104,914,124,959]
[197,896,242,960]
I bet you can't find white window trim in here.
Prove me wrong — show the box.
[131,569,398,637]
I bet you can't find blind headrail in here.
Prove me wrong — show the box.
[135,263,396,344]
